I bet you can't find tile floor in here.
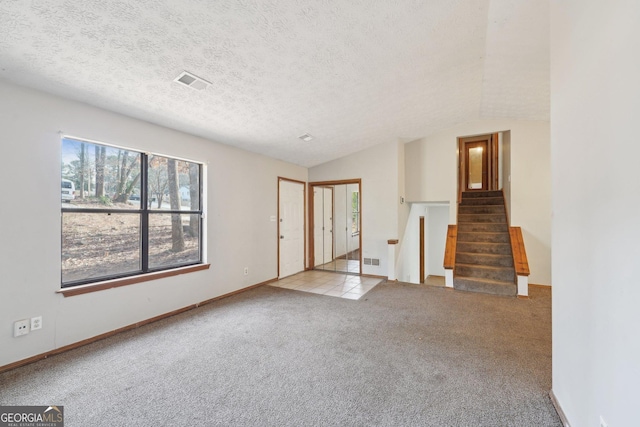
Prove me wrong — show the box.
[316,259,360,274]
[270,270,383,300]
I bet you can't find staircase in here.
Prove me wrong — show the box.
[454,190,516,296]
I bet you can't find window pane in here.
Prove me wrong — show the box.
[351,191,360,234]
[148,213,201,269]
[62,212,141,284]
[148,155,200,211]
[62,138,141,209]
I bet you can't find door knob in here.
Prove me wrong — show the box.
[280,235,284,239]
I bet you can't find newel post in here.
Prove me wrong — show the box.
[387,239,399,281]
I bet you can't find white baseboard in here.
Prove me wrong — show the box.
[549,389,571,427]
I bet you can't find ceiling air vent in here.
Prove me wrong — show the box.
[174,71,210,90]
[298,133,314,142]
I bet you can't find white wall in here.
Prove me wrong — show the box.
[0,81,307,367]
[427,205,449,277]
[396,203,426,283]
[396,203,449,283]
[397,140,411,249]
[404,119,551,285]
[309,141,401,276]
[551,2,640,426]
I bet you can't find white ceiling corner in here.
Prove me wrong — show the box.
[0,0,549,167]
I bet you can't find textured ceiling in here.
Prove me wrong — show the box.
[0,0,549,167]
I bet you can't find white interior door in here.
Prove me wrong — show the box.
[279,180,304,278]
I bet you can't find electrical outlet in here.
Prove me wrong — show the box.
[600,416,608,427]
[243,267,249,276]
[14,319,30,337]
[31,316,42,331]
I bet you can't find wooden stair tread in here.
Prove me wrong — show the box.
[455,263,512,270]
[454,275,515,286]
[456,241,510,246]
[458,231,508,242]
[456,251,512,258]
[457,223,508,226]
[453,276,517,296]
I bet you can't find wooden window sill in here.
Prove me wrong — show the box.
[57,264,211,297]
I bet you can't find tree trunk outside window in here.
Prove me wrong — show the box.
[168,158,185,252]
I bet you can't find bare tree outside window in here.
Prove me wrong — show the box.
[113,150,140,203]
[148,156,169,208]
[95,145,106,198]
[61,137,202,287]
[188,163,200,238]
[167,158,185,252]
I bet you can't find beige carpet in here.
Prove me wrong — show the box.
[0,281,560,426]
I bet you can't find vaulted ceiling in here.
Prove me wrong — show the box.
[0,0,549,167]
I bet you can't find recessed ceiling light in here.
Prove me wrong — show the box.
[174,71,211,90]
[298,133,314,142]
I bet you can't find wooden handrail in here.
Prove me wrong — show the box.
[443,225,457,269]
[509,227,530,276]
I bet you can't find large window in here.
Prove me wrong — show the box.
[61,137,203,287]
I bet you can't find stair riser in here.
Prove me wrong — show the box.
[461,191,503,198]
[455,265,515,282]
[459,197,504,206]
[458,205,505,215]
[453,278,516,296]
[456,252,514,267]
[458,223,508,233]
[457,242,512,255]
[457,232,510,243]
[458,214,506,224]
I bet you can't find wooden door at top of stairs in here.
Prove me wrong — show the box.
[465,140,488,191]
[458,133,499,202]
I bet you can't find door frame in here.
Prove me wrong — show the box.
[277,177,306,278]
[457,133,499,202]
[308,178,362,274]
[464,140,489,191]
